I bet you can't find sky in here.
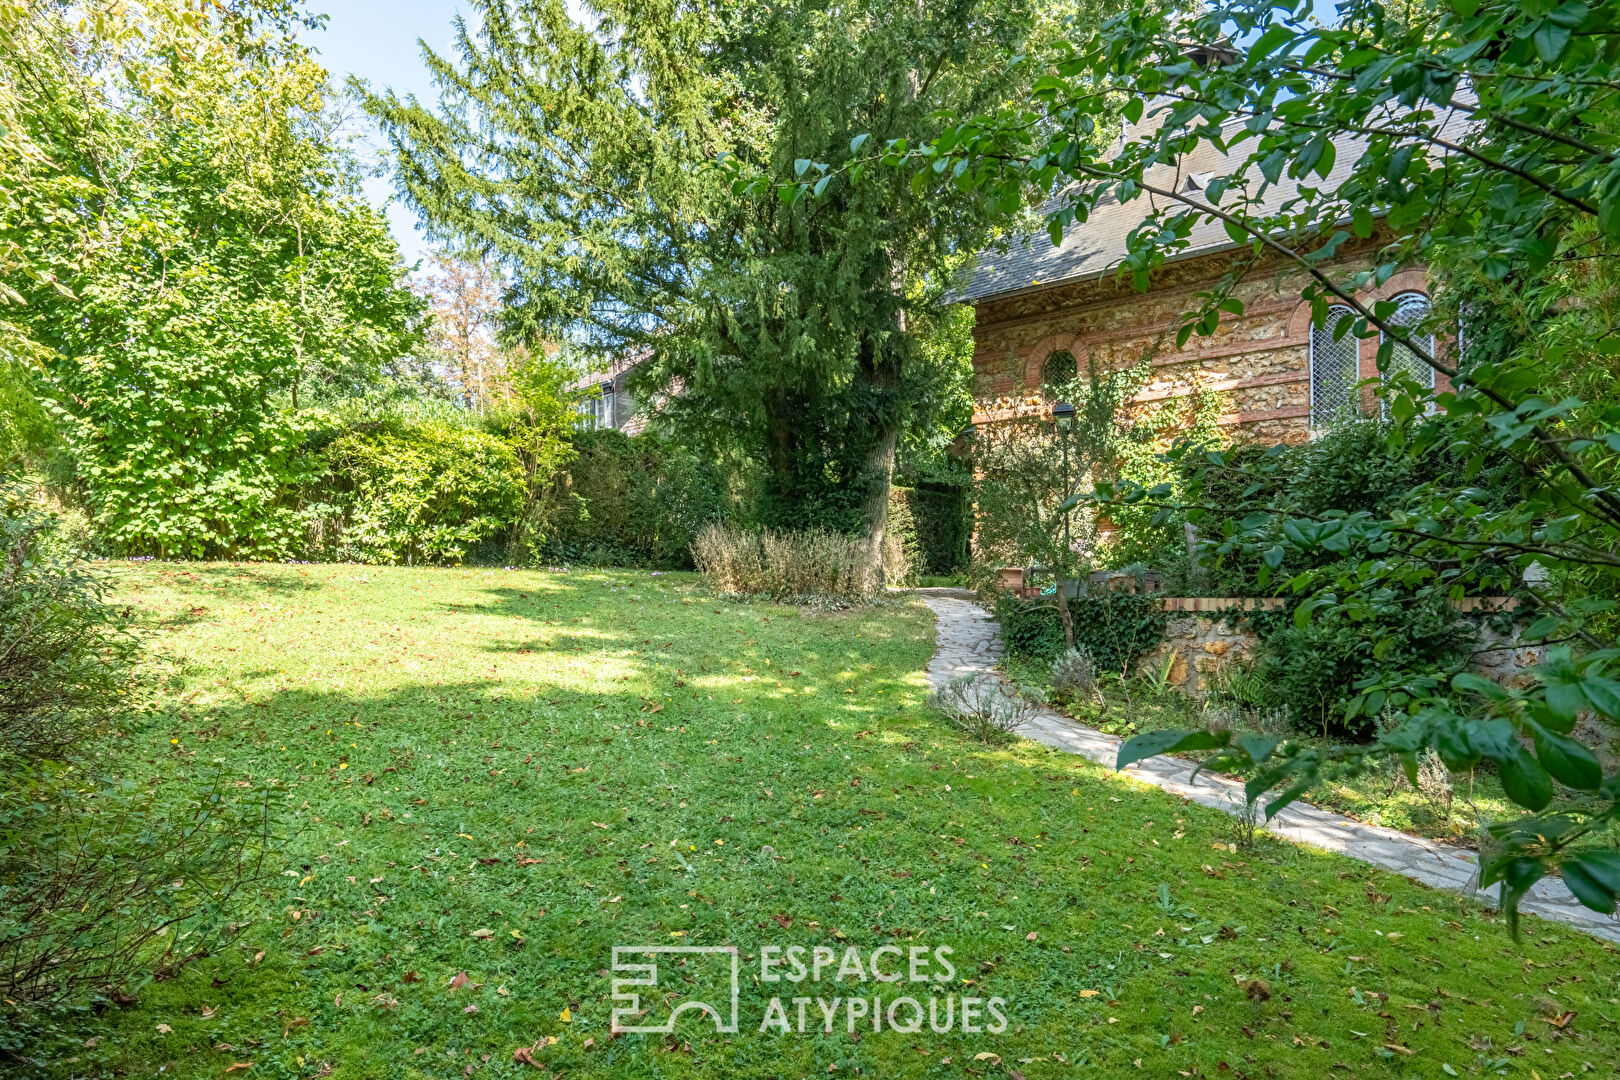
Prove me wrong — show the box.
[308,0,1347,272]
[304,0,473,270]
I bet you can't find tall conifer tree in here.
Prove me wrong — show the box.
[363,0,1079,579]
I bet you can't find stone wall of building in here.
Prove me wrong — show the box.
[968,249,1435,445]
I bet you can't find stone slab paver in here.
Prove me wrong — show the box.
[914,589,1620,943]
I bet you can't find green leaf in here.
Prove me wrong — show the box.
[1115,729,1228,771]
[794,158,812,178]
[1249,25,1296,60]
[1532,20,1572,62]
[1235,733,1283,765]
[1122,98,1144,125]
[1497,746,1554,811]
[1561,853,1620,914]
[1580,676,1620,719]
[849,133,869,155]
[1530,725,1602,791]
[1451,672,1509,701]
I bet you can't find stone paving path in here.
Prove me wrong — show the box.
[915,589,1620,943]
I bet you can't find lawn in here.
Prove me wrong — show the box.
[30,564,1620,1079]
[1001,655,1614,850]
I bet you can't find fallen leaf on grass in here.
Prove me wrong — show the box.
[449,971,469,989]
[1544,1011,1576,1029]
[155,1024,172,1034]
[974,1052,1001,1064]
[1078,990,1100,998]
[224,1065,252,1074]
[471,928,494,939]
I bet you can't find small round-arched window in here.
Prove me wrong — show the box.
[1310,305,1358,428]
[1040,350,1076,400]
[1380,292,1435,391]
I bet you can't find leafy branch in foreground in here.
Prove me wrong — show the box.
[744,0,1620,932]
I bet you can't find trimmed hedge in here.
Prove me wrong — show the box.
[889,483,970,576]
[532,429,732,569]
[320,423,526,565]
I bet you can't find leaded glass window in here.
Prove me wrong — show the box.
[1380,292,1435,416]
[1310,305,1359,427]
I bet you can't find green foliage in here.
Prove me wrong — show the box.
[321,422,526,566]
[0,484,130,766]
[364,0,1066,565]
[940,0,1620,923]
[2,0,422,558]
[995,592,1168,676]
[531,429,734,569]
[904,482,972,575]
[0,487,273,1006]
[1254,597,1477,741]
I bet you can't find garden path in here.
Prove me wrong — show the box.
[917,589,1620,943]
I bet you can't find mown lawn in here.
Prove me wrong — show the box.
[31,564,1620,1079]
[1001,654,1616,849]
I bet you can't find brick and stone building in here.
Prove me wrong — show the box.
[957,134,1448,442]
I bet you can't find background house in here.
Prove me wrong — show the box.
[569,350,650,434]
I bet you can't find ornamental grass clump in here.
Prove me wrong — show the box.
[692,522,886,604]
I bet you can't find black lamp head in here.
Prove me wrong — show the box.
[1052,402,1076,420]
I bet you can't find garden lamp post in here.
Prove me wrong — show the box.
[1052,402,1075,583]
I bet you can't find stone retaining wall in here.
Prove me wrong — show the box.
[1140,611,1544,696]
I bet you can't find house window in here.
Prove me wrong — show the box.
[576,391,611,430]
[1309,305,1359,427]
[1380,292,1435,410]
[1040,350,1076,400]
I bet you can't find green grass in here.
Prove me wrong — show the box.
[1002,655,1616,849]
[28,564,1620,1079]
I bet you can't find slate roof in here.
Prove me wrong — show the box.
[564,347,651,394]
[957,122,1371,304]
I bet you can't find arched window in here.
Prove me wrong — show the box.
[1380,292,1435,410]
[1040,350,1076,401]
[1310,305,1358,428]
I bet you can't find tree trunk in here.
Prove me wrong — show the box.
[1054,583,1076,651]
[854,334,902,591]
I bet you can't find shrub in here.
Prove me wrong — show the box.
[907,482,972,575]
[692,522,882,603]
[0,766,275,1008]
[321,422,526,565]
[0,485,130,766]
[995,592,1168,676]
[529,429,733,569]
[887,487,920,585]
[0,488,273,1006]
[1048,647,1097,705]
[927,674,1039,744]
[1253,596,1475,740]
